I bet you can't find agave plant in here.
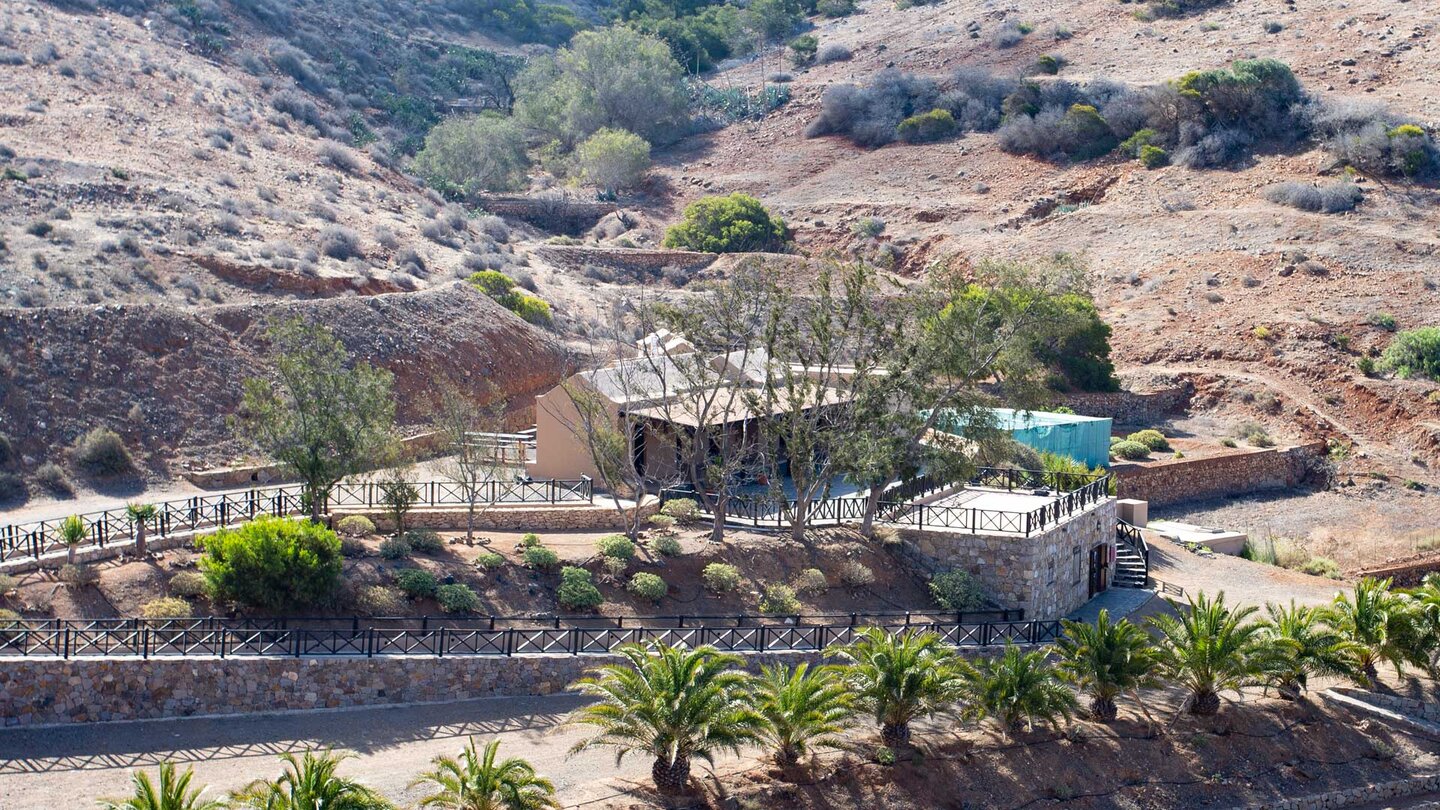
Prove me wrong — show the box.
[827,627,964,748]
[60,514,87,566]
[1149,591,1270,715]
[98,762,224,810]
[959,643,1076,737]
[411,738,558,810]
[752,662,854,767]
[1056,609,1161,722]
[231,750,392,809]
[126,503,159,558]
[566,642,763,796]
[1258,600,1361,700]
[1325,577,1428,688]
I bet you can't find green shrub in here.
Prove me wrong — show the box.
[1357,356,1377,377]
[792,568,828,595]
[788,34,818,68]
[1379,327,1440,380]
[816,0,856,15]
[759,583,800,614]
[648,514,677,533]
[468,271,554,327]
[1302,556,1341,579]
[1033,54,1063,75]
[596,534,635,561]
[60,563,99,588]
[930,569,985,611]
[574,127,651,195]
[1127,429,1171,452]
[394,568,439,598]
[1369,312,1398,331]
[168,571,208,599]
[34,462,74,497]
[851,216,886,238]
[839,561,875,588]
[336,515,375,537]
[1139,145,1169,168]
[649,534,683,557]
[436,583,481,613]
[140,597,193,619]
[600,555,627,578]
[523,545,560,570]
[702,562,742,593]
[896,108,958,144]
[558,566,604,610]
[0,472,24,504]
[73,427,134,477]
[1119,128,1159,157]
[413,115,529,195]
[354,585,406,616]
[0,573,16,594]
[476,551,506,570]
[404,529,444,554]
[0,608,21,640]
[660,498,701,522]
[662,193,787,253]
[199,516,343,611]
[521,532,542,548]
[1109,440,1151,461]
[379,536,412,560]
[1220,437,1238,448]
[628,572,667,601]
[1236,422,1275,448]
[511,294,553,327]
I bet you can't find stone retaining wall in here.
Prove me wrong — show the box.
[1062,385,1192,426]
[1239,773,1440,810]
[533,245,716,276]
[1111,443,1325,508]
[896,499,1117,618]
[477,195,615,234]
[1329,687,1440,722]
[340,500,660,533]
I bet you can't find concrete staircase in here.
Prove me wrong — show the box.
[1113,521,1150,589]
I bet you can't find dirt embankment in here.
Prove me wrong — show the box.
[0,283,573,477]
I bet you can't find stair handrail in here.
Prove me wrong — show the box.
[1115,519,1149,568]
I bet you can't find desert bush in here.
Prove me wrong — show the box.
[792,568,828,595]
[649,534,683,557]
[596,534,636,561]
[930,570,985,611]
[558,566,604,610]
[1308,103,1437,178]
[318,225,363,260]
[336,515,375,537]
[523,545,560,570]
[1127,429,1170,452]
[338,535,367,558]
[839,561,876,588]
[851,216,886,238]
[817,0,856,15]
[1110,440,1151,461]
[998,102,1116,161]
[760,583,801,614]
[648,514,677,533]
[0,473,24,504]
[1139,145,1169,168]
[816,43,853,63]
[788,34,818,68]
[379,536,412,560]
[660,498,701,522]
[1033,54,1064,75]
[140,597,193,619]
[702,562,742,593]
[354,585,405,616]
[73,427,134,477]
[476,551,506,570]
[0,574,16,594]
[990,19,1031,48]
[1369,312,1398,331]
[404,529,444,554]
[413,116,529,196]
[806,69,945,147]
[1264,180,1362,214]
[33,462,74,497]
[169,571,209,598]
[628,572,667,602]
[896,108,958,144]
[467,270,554,326]
[395,568,439,599]
[521,532,542,548]
[200,517,343,610]
[1378,327,1440,380]
[663,193,787,253]
[574,128,651,195]
[271,89,326,130]
[318,141,361,174]
[1235,422,1275,447]
[59,563,99,588]
[1302,557,1341,579]
[436,583,480,613]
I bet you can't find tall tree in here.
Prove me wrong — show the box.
[125,503,158,558]
[237,319,396,524]
[432,381,513,545]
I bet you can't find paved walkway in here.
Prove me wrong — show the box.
[0,694,692,810]
[1064,586,1157,623]
[1145,533,1348,608]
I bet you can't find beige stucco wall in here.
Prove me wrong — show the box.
[527,379,613,481]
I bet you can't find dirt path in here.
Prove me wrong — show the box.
[1145,533,1349,608]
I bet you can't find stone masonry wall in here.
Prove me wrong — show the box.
[533,245,717,275]
[341,500,660,533]
[897,499,1117,618]
[1111,443,1325,507]
[1061,385,1192,426]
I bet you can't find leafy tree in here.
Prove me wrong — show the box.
[566,642,764,796]
[514,27,689,145]
[432,381,512,544]
[232,750,392,809]
[98,763,224,810]
[753,662,853,766]
[1324,578,1428,688]
[376,467,419,539]
[1056,609,1161,721]
[467,272,553,327]
[788,34,817,67]
[125,503,159,558]
[60,514,86,566]
[662,193,787,253]
[199,516,344,611]
[960,643,1076,736]
[1258,600,1361,700]
[1149,591,1271,715]
[574,128,652,196]
[743,0,803,43]
[1378,327,1440,381]
[828,627,963,748]
[237,319,396,523]
[411,737,559,810]
[414,115,530,196]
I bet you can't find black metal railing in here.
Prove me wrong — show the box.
[1116,520,1149,567]
[0,612,1053,660]
[0,477,593,564]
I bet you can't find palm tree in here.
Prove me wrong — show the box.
[827,627,963,749]
[1149,591,1269,716]
[126,503,159,558]
[566,642,763,796]
[60,514,86,566]
[1325,577,1428,688]
[959,643,1076,737]
[98,762,224,810]
[412,738,558,810]
[1056,609,1161,722]
[232,750,392,809]
[1409,574,1440,673]
[1258,600,1361,700]
[752,662,853,767]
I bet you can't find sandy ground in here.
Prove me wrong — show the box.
[1144,533,1349,608]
